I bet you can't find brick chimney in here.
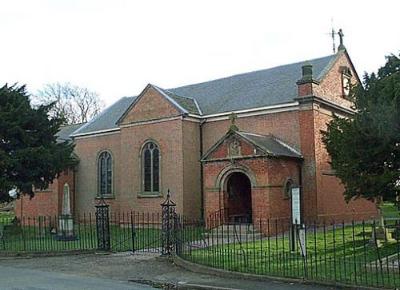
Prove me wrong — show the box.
[296,63,320,97]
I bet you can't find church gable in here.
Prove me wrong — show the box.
[314,50,361,106]
[202,131,265,162]
[118,84,184,125]
[202,130,303,162]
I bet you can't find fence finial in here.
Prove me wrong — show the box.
[161,189,176,207]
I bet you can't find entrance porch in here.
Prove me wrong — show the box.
[201,129,303,232]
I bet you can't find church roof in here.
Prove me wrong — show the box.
[71,52,340,137]
[170,53,337,115]
[236,132,302,159]
[56,123,86,143]
[72,96,136,136]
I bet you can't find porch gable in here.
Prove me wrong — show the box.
[201,129,303,162]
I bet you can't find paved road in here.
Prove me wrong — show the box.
[0,252,338,290]
[0,264,156,290]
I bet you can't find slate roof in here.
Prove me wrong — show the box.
[71,53,339,136]
[56,123,86,143]
[72,97,136,136]
[237,132,302,159]
[157,88,201,114]
[170,54,337,115]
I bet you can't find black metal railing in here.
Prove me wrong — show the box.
[176,216,400,289]
[0,211,164,254]
[2,200,400,289]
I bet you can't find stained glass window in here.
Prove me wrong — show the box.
[98,151,112,196]
[142,142,160,193]
[144,149,152,192]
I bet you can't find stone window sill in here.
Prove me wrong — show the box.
[137,192,163,198]
[95,195,115,200]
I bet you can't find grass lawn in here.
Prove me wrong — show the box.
[0,223,163,253]
[382,202,400,219]
[0,219,203,254]
[180,221,400,289]
[0,211,15,221]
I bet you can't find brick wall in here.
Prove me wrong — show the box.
[313,106,377,222]
[182,120,202,219]
[301,52,378,222]
[314,51,357,110]
[74,131,122,214]
[202,110,300,154]
[119,119,184,214]
[15,169,74,219]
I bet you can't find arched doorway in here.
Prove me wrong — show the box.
[224,172,252,223]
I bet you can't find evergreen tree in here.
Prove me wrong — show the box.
[322,54,400,209]
[0,84,76,202]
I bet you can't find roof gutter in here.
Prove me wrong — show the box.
[187,101,300,120]
[71,128,120,138]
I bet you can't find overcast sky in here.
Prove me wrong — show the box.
[1,0,399,106]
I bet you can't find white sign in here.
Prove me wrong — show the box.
[291,187,301,224]
[298,228,307,257]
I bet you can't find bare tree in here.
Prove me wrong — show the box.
[35,83,104,124]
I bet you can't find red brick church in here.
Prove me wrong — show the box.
[16,45,378,223]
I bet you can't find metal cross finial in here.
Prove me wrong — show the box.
[331,27,336,54]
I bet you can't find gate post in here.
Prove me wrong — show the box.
[95,197,110,251]
[161,189,176,256]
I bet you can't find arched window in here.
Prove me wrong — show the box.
[141,141,160,193]
[98,151,112,196]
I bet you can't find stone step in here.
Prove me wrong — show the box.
[207,224,263,240]
[203,232,263,241]
[210,224,256,234]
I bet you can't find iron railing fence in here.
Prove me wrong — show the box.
[176,216,400,289]
[2,208,400,289]
[109,211,163,253]
[0,211,163,254]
